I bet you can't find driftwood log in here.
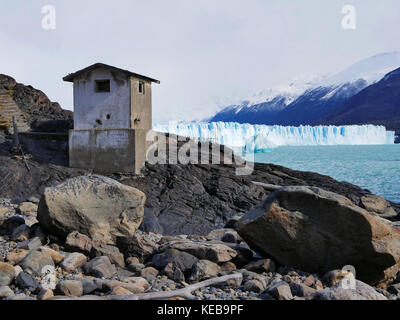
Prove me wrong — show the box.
[49,273,243,301]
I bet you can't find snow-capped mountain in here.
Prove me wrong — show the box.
[209,52,400,126]
[210,74,323,125]
[319,66,400,137]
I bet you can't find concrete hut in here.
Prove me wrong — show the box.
[63,63,160,174]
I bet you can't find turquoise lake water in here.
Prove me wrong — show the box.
[242,145,400,203]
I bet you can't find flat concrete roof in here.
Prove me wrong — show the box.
[63,63,160,84]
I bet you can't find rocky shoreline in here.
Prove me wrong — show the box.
[1,125,400,300]
[1,173,400,301]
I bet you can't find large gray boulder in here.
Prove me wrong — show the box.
[236,186,400,285]
[37,175,146,243]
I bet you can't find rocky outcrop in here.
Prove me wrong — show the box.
[1,133,398,235]
[0,74,72,132]
[236,186,400,285]
[37,175,146,242]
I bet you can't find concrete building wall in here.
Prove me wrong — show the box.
[69,129,145,174]
[73,68,131,130]
[130,76,152,130]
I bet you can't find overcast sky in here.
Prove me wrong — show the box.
[0,0,399,122]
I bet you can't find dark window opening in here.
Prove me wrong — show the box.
[105,114,111,120]
[95,80,110,92]
[138,81,145,94]
[95,119,103,126]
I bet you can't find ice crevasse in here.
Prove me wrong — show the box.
[153,122,395,152]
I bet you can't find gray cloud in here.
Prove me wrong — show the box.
[0,0,399,122]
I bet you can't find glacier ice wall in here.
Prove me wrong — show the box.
[154,122,395,152]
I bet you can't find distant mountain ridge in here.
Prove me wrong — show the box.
[209,52,400,136]
[319,66,400,136]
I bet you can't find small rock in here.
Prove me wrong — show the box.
[159,236,186,245]
[83,256,117,278]
[224,216,242,229]
[14,265,23,277]
[123,277,150,291]
[162,262,185,282]
[267,281,293,300]
[206,229,236,241]
[127,263,145,273]
[112,286,132,295]
[0,216,25,235]
[91,243,125,268]
[56,280,83,297]
[260,292,275,300]
[65,231,92,255]
[29,224,47,243]
[221,231,241,244]
[6,249,28,264]
[82,278,101,295]
[289,282,317,299]
[387,283,400,295]
[152,248,198,275]
[37,288,54,300]
[126,257,140,265]
[244,279,265,293]
[361,195,398,218]
[15,271,39,290]
[16,237,42,251]
[19,250,54,276]
[303,275,315,287]
[28,196,40,204]
[19,202,38,215]
[40,247,65,264]
[220,262,236,273]
[5,293,35,300]
[189,260,220,282]
[61,252,87,272]
[101,278,147,294]
[0,262,15,286]
[159,241,237,263]
[322,270,355,287]
[11,224,30,242]
[0,207,9,217]
[141,267,159,278]
[244,259,276,274]
[314,280,324,291]
[227,244,254,268]
[0,285,14,298]
[116,234,158,263]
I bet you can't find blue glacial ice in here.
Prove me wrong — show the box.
[153,122,395,152]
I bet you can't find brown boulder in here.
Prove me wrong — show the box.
[237,186,400,285]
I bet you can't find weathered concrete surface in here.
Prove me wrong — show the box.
[72,68,131,130]
[37,175,146,242]
[69,128,148,174]
[130,76,152,130]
